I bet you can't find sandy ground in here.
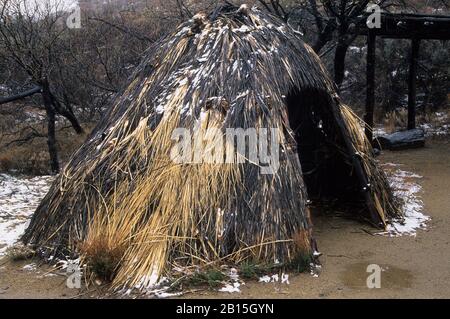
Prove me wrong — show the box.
[0,138,449,299]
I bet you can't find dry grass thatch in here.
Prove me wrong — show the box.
[23,4,401,290]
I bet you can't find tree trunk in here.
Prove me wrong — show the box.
[365,31,376,143]
[46,106,59,174]
[334,40,350,90]
[407,39,420,130]
[41,80,59,174]
[50,92,83,134]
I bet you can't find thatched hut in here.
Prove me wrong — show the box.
[23,5,400,289]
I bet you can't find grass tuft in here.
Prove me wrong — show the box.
[5,244,35,261]
[239,261,272,279]
[187,269,227,288]
[170,268,227,289]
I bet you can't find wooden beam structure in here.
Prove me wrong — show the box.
[356,13,450,40]
[408,39,420,130]
[364,31,376,142]
[353,12,450,141]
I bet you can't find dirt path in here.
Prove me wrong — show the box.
[1,138,449,299]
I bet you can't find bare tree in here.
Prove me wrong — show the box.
[0,0,83,173]
[258,0,412,90]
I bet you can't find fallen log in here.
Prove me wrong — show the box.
[375,128,425,150]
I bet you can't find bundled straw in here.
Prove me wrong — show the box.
[23,4,400,290]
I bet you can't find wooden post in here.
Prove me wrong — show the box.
[365,31,376,142]
[407,39,420,130]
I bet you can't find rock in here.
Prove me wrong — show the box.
[374,129,425,150]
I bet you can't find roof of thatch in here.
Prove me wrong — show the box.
[23,4,400,290]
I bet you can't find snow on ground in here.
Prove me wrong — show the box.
[219,282,241,293]
[373,126,388,137]
[218,267,244,294]
[22,263,37,271]
[119,267,245,297]
[0,174,53,255]
[259,273,291,284]
[420,123,449,137]
[419,112,449,137]
[380,163,430,237]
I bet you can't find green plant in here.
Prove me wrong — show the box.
[239,261,271,279]
[178,268,227,289]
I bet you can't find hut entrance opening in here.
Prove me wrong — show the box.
[286,88,365,213]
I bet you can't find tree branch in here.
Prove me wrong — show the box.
[89,17,154,43]
[0,86,42,105]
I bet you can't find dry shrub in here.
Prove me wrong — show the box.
[5,244,35,261]
[421,108,450,127]
[0,147,50,175]
[292,229,312,256]
[0,123,94,175]
[383,109,408,134]
[0,155,13,172]
[382,107,449,134]
[79,237,125,282]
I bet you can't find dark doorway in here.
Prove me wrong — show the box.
[285,88,363,207]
